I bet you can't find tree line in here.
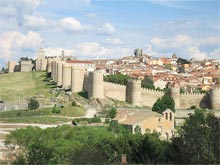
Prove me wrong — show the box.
[6,109,220,164]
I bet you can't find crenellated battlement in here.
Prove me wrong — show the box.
[104,81,126,89]
[141,88,165,94]
[180,92,206,96]
[128,79,141,83]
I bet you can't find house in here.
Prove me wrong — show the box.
[113,109,175,140]
[154,78,167,89]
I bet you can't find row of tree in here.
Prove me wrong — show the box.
[6,109,220,164]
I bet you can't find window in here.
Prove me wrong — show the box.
[170,112,172,121]
[158,118,161,122]
[165,113,168,120]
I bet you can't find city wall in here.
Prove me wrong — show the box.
[141,88,165,107]
[104,82,126,101]
[180,93,208,109]
[48,59,220,110]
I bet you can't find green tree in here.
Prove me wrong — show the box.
[171,109,220,164]
[104,74,130,85]
[108,107,117,119]
[152,95,175,113]
[28,98,39,110]
[177,58,190,64]
[141,76,155,90]
[134,125,141,134]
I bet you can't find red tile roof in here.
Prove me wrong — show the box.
[66,60,94,64]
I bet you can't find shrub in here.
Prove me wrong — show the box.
[52,107,61,114]
[71,101,77,106]
[28,98,40,110]
[190,105,197,109]
[72,117,101,125]
[108,107,117,119]
[16,112,21,116]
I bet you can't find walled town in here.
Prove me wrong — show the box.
[1,48,220,163]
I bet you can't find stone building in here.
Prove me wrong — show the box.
[113,108,175,140]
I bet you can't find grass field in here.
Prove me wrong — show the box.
[0,71,55,102]
[1,116,72,124]
[0,106,86,118]
[0,106,86,124]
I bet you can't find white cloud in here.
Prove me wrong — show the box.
[59,17,83,31]
[44,47,75,57]
[99,23,115,35]
[209,48,220,59]
[0,31,42,61]
[24,15,55,30]
[59,17,116,35]
[0,0,41,26]
[147,34,219,60]
[86,13,96,19]
[187,47,209,60]
[151,34,192,49]
[105,37,123,45]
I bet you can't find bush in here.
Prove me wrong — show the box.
[152,95,175,114]
[71,101,77,106]
[72,117,101,125]
[190,105,197,109]
[28,98,40,110]
[52,107,61,114]
[108,107,117,119]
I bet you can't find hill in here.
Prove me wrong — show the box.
[0,72,55,102]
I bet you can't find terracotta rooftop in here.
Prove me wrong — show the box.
[66,60,94,64]
[114,109,162,125]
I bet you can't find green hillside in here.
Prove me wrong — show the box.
[0,72,55,102]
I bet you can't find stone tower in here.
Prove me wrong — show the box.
[57,61,64,86]
[168,87,180,109]
[88,71,104,99]
[8,61,16,73]
[71,66,86,93]
[210,88,220,110]
[47,58,52,73]
[62,63,72,89]
[40,59,47,71]
[126,79,142,106]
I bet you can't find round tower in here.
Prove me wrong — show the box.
[8,61,16,73]
[126,79,142,106]
[168,87,180,109]
[47,58,52,73]
[40,59,47,71]
[35,59,41,71]
[210,88,220,110]
[88,71,104,99]
[62,63,72,89]
[57,61,64,86]
[51,60,54,79]
[71,66,86,93]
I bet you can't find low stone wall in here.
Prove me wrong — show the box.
[0,103,28,111]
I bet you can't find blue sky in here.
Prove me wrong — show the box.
[0,0,219,67]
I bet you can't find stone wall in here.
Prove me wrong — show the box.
[104,82,126,101]
[47,59,220,109]
[20,61,33,72]
[180,93,208,109]
[8,61,16,73]
[0,103,28,111]
[141,88,165,107]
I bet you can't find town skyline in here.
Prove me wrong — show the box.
[0,0,219,67]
